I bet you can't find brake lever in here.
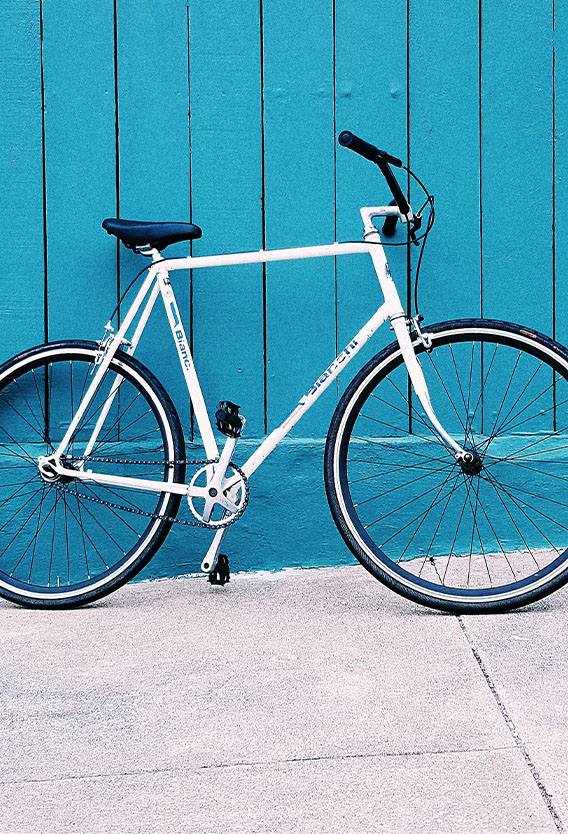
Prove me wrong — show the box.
[409,213,422,246]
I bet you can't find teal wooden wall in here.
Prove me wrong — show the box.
[0,0,561,577]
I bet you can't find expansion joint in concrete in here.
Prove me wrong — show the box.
[457,615,564,834]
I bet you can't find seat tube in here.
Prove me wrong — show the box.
[157,268,218,459]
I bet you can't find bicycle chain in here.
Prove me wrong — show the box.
[55,455,249,530]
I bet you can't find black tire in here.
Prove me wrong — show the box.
[325,319,568,613]
[0,341,185,608]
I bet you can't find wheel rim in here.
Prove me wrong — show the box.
[334,326,568,603]
[0,347,178,600]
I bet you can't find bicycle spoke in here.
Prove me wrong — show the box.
[482,469,541,569]
[30,368,48,437]
[351,434,448,465]
[0,387,45,441]
[62,491,111,570]
[48,490,60,587]
[447,343,476,448]
[481,470,562,556]
[78,483,142,538]
[361,408,461,454]
[370,388,433,435]
[9,490,56,580]
[353,462,453,508]
[479,472,568,512]
[424,346,474,438]
[418,469,462,578]
[485,349,522,442]
[348,458,454,484]
[461,477,486,586]
[489,361,547,441]
[445,475,476,582]
[384,376,436,435]
[375,475,467,542]
[464,342,499,432]
[396,469,461,563]
[463,341,476,443]
[484,391,568,440]
[478,472,568,534]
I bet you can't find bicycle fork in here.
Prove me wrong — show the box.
[366,233,472,465]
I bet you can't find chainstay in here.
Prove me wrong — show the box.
[68,456,210,466]
[60,456,249,530]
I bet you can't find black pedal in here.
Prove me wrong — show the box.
[208,553,230,586]
[215,401,243,438]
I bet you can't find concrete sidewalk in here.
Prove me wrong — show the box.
[1,565,567,833]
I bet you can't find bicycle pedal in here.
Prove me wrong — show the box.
[215,401,244,438]
[207,553,230,586]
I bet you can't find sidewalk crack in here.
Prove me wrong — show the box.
[457,615,564,833]
[0,745,515,786]
[199,744,515,771]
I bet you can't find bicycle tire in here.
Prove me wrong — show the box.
[325,318,568,613]
[0,340,185,608]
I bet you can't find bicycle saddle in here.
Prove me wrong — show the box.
[102,218,202,251]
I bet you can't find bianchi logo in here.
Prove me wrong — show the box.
[300,340,359,402]
[169,303,191,370]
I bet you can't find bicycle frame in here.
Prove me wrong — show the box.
[49,205,467,502]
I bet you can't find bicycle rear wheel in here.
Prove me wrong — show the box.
[0,340,185,608]
[325,319,568,613]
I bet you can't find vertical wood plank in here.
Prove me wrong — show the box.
[334,0,408,388]
[408,0,481,323]
[481,0,553,330]
[262,0,336,436]
[189,0,265,438]
[0,0,45,359]
[406,1,482,435]
[116,0,192,430]
[42,0,117,341]
[554,1,568,346]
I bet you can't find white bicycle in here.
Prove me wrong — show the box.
[1,131,567,613]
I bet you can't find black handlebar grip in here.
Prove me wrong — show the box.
[337,131,403,167]
[382,200,399,237]
[338,130,409,216]
[338,130,381,163]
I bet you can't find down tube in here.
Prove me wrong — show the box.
[241,303,390,478]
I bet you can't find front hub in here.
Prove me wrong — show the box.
[456,449,483,476]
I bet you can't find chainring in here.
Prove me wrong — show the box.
[187,462,247,527]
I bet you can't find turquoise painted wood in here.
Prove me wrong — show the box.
[263,0,336,437]
[42,0,117,341]
[554,2,567,348]
[116,0,192,430]
[0,0,561,578]
[408,0,482,431]
[0,1,45,353]
[409,0,481,322]
[189,1,265,439]
[335,0,408,393]
[482,0,553,328]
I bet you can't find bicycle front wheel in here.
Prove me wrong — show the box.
[0,341,185,608]
[325,319,568,613]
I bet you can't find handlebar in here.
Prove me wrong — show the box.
[337,131,411,235]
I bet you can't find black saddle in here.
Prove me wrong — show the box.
[102,218,202,251]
